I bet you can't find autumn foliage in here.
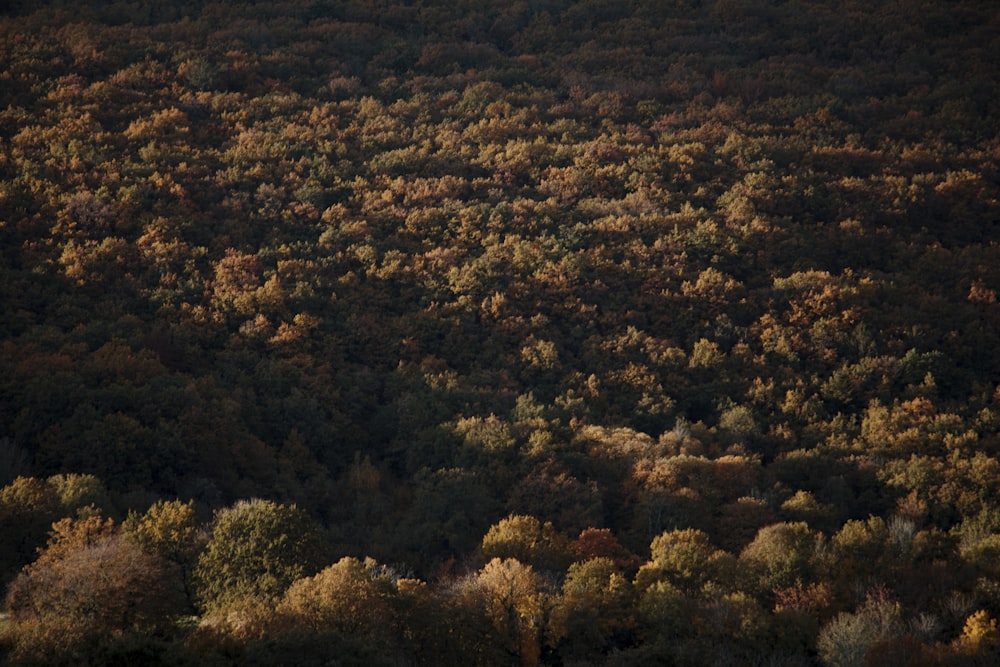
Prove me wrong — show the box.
[1,0,999,664]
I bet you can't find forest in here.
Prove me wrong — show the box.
[0,0,999,664]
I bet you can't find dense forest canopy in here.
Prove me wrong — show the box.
[1,0,999,664]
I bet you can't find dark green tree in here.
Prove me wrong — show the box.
[193,499,329,612]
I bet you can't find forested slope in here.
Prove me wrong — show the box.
[1,0,999,664]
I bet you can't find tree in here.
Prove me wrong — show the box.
[739,521,819,597]
[3,518,186,666]
[279,556,396,638]
[394,466,500,576]
[505,465,604,535]
[636,579,691,642]
[635,528,737,596]
[191,557,407,667]
[816,590,903,667]
[28,515,118,569]
[123,499,202,562]
[826,516,894,598]
[455,558,548,666]
[0,474,113,583]
[962,534,1000,580]
[955,610,1000,661]
[699,590,774,663]
[45,473,112,515]
[714,496,776,553]
[193,499,328,612]
[569,527,642,572]
[0,477,64,583]
[546,557,636,660]
[780,489,838,533]
[481,514,573,572]
[123,499,205,609]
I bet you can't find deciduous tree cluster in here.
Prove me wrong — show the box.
[1,0,999,664]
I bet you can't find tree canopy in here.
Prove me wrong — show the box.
[1,0,999,664]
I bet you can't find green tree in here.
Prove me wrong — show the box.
[193,499,328,612]
[739,521,820,597]
[44,473,112,516]
[636,578,691,642]
[395,467,500,575]
[826,516,894,598]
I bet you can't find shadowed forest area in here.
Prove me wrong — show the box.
[1,0,999,664]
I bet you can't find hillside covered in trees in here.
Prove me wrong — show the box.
[1,0,999,664]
